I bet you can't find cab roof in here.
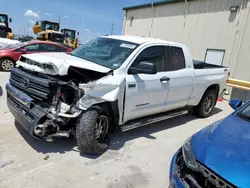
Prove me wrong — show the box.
[102,35,183,46]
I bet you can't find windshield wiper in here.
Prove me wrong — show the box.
[66,52,74,56]
[236,113,250,122]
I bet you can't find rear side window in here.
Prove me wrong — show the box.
[24,44,45,52]
[166,46,186,71]
[45,44,66,52]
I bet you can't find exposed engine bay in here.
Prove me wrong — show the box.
[9,62,109,141]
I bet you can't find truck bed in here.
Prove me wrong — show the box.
[193,60,226,69]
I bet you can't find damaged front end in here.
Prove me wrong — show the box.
[172,149,235,188]
[7,62,109,141]
[32,80,84,141]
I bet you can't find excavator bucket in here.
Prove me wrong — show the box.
[33,24,42,34]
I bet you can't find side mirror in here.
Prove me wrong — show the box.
[229,98,243,110]
[9,18,12,23]
[128,61,157,75]
[20,48,27,54]
[77,32,79,35]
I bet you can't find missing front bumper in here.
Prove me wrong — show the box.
[6,83,47,136]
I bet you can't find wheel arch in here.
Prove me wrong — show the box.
[205,84,220,99]
[0,56,16,63]
[193,84,220,118]
[77,95,120,132]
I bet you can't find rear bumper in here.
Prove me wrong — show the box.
[6,83,47,136]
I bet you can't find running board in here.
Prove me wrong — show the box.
[120,108,188,132]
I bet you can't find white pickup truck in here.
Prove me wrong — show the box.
[6,35,229,155]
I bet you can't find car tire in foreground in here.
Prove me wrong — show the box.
[76,106,110,155]
[0,58,15,71]
[193,89,217,118]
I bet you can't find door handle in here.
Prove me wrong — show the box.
[128,83,136,88]
[160,76,170,82]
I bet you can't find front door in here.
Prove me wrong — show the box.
[123,45,170,123]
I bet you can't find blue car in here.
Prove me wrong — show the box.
[169,98,250,188]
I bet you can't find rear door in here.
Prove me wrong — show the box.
[123,45,170,123]
[163,46,194,111]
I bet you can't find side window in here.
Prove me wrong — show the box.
[45,44,65,52]
[24,44,42,52]
[166,46,186,71]
[132,46,166,72]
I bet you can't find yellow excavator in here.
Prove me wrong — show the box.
[61,28,79,49]
[33,20,64,43]
[0,14,13,39]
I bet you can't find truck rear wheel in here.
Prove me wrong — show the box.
[193,89,217,118]
[76,106,110,155]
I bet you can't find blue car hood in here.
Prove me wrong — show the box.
[192,114,250,188]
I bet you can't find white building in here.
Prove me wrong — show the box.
[123,0,250,100]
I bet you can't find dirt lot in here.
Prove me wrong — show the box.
[0,71,233,188]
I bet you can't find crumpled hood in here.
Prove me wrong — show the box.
[192,114,250,188]
[17,52,111,76]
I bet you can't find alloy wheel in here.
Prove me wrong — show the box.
[203,94,214,114]
[95,115,109,143]
[2,60,14,71]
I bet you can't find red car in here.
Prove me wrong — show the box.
[0,40,72,71]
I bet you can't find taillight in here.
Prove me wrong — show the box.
[228,71,230,77]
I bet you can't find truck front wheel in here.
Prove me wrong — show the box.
[193,89,217,118]
[76,106,110,155]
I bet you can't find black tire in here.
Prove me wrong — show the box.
[76,106,110,155]
[0,58,15,71]
[193,89,217,118]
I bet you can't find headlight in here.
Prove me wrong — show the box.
[182,136,199,171]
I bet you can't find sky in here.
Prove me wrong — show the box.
[0,0,153,43]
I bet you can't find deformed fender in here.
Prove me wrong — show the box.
[77,74,126,125]
[76,95,107,110]
[76,95,120,130]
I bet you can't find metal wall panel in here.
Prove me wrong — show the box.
[123,0,249,79]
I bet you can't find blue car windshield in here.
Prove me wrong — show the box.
[237,103,250,121]
[70,37,139,70]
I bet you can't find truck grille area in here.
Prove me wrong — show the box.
[175,151,236,188]
[10,68,52,101]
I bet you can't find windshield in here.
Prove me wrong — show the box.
[70,37,139,69]
[64,30,75,40]
[237,103,250,121]
[44,23,59,31]
[0,15,7,24]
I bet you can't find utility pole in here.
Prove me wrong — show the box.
[27,21,30,36]
[110,22,114,35]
